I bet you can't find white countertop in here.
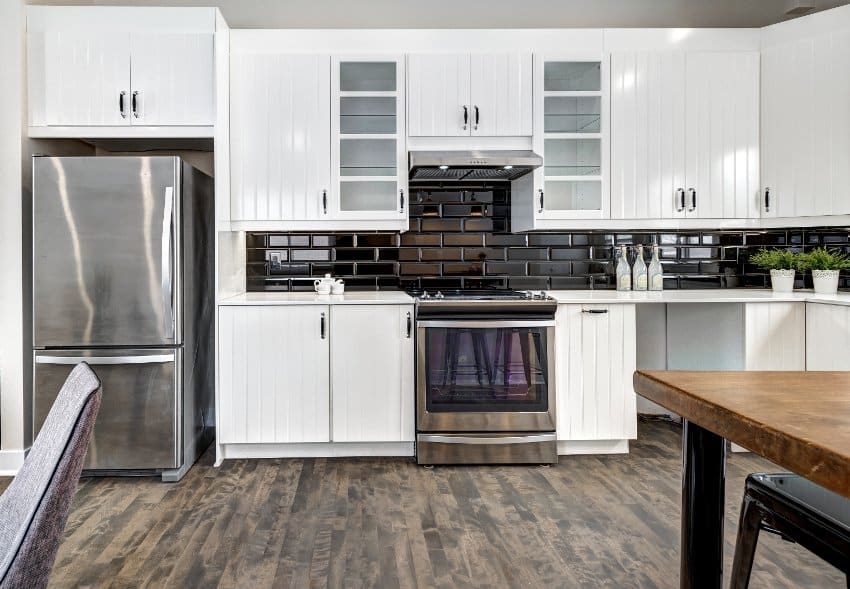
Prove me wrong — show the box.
[219,290,415,306]
[219,289,850,307]
[548,289,850,306]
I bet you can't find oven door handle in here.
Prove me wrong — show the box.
[416,320,555,329]
[417,434,556,445]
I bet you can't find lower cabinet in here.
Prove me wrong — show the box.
[218,305,331,444]
[745,302,806,370]
[555,304,637,446]
[331,305,414,442]
[217,304,414,451]
[806,302,850,370]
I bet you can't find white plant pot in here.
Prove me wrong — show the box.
[769,269,796,293]
[812,269,840,294]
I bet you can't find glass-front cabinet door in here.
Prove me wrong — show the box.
[331,56,407,223]
[532,57,608,221]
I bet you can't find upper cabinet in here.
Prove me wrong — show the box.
[332,57,408,223]
[407,53,532,137]
[609,50,760,221]
[27,6,216,137]
[229,52,408,231]
[512,55,609,231]
[761,17,850,220]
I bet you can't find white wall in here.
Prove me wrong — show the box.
[0,0,26,474]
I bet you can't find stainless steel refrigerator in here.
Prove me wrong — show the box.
[32,156,214,482]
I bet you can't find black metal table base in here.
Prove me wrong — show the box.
[681,419,727,589]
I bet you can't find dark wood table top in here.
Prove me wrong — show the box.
[633,371,850,499]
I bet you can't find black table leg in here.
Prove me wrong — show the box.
[681,419,726,589]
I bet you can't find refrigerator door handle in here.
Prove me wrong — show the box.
[35,354,175,365]
[162,186,175,340]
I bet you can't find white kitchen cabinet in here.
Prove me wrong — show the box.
[331,56,408,224]
[555,304,637,444]
[512,56,608,231]
[407,53,532,137]
[230,53,331,224]
[217,305,330,444]
[761,24,850,220]
[610,50,759,221]
[128,33,215,126]
[36,32,131,127]
[744,303,806,370]
[27,6,216,134]
[331,305,414,443]
[806,303,850,370]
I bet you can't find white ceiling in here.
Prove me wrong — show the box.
[28,0,850,28]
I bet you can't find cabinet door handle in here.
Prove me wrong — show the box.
[462,105,468,130]
[406,311,412,338]
[131,90,141,118]
[399,188,405,212]
[538,189,544,213]
[320,312,326,339]
[322,189,328,215]
[688,188,697,212]
[675,188,685,212]
[764,187,771,213]
[581,308,609,314]
[474,105,480,130]
[119,91,127,118]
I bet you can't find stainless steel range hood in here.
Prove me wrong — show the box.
[409,150,542,182]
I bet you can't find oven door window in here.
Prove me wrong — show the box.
[424,326,549,412]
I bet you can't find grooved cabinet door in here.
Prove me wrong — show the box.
[610,51,685,219]
[129,33,214,126]
[230,53,331,222]
[470,53,533,136]
[685,52,760,220]
[407,54,471,137]
[218,305,330,444]
[556,304,637,441]
[744,303,805,370]
[806,303,850,370]
[41,31,131,126]
[331,305,414,442]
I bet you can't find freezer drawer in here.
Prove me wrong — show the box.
[33,349,180,471]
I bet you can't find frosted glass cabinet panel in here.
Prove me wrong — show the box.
[339,139,397,176]
[339,97,396,134]
[544,139,601,176]
[544,62,601,91]
[544,181,603,212]
[544,96,601,133]
[339,61,397,92]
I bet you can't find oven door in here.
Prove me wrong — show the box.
[417,320,556,432]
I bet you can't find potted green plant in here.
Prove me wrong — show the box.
[797,247,850,294]
[749,248,799,293]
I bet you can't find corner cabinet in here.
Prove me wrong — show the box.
[216,303,415,459]
[27,6,216,136]
[512,56,609,231]
[229,53,408,231]
[407,53,532,137]
[609,50,760,221]
[555,304,637,454]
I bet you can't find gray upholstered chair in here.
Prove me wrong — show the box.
[0,363,102,589]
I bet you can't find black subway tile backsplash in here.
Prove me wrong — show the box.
[244,185,850,292]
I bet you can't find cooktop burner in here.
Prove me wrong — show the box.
[408,289,553,302]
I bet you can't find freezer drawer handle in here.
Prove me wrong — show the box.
[36,354,175,365]
[162,187,175,340]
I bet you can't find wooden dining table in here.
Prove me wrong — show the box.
[633,370,850,589]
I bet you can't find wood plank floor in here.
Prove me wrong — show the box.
[1,419,845,588]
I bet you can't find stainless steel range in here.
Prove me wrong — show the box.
[413,289,558,465]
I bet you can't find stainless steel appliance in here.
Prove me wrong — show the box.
[32,156,214,482]
[408,150,542,182]
[413,290,558,464]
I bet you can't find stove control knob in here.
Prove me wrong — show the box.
[435,291,444,299]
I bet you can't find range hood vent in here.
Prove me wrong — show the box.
[409,150,542,183]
